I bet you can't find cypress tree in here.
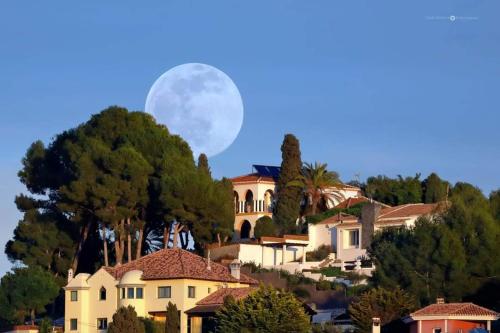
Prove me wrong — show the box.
[197,153,211,177]
[165,302,179,333]
[274,134,303,234]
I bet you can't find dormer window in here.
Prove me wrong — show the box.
[99,287,106,301]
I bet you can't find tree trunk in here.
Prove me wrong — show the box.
[114,235,122,265]
[163,224,171,249]
[127,218,132,263]
[102,223,109,267]
[217,233,222,247]
[30,309,35,325]
[119,219,125,264]
[135,223,144,260]
[71,220,92,272]
[172,223,184,249]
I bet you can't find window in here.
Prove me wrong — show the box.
[70,319,77,331]
[208,287,211,294]
[70,290,78,302]
[158,286,171,298]
[127,287,135,299]
[121,288,126,299]
[188,286,196,298]
[97,318,108,330]
[99,287,106,301]
[136,287,143,299]
[433,329,442,333]
[348,229,360,248]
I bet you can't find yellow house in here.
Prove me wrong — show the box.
[64,248,257,333]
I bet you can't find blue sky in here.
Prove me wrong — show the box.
[0,1,499,276]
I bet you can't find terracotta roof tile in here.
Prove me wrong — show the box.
[317,213,359,225]
[196,287,256,305]
[378,203,439,220]
[230,173,275,183]
[103,248,257,285]
[411,303,499,317]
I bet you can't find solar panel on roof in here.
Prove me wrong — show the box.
[252,165,281,179]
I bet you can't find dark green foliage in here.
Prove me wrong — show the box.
[0,267,59,324]
[39,318,52,333]
[215,285,311,333]
[165,302,179,333]
[197,153,211,177]
[348,287,416,333]
[253,216,276,238]
[306,202,366,224]
[365,174,422,206]
[142,318,165,333]
[489,189,500,221]
[8,106,234,278]
[369,183,500,306]
[316,279,332,290]
[107,306,145,333]
[274,134,303,234]
[306,245,332,261]
[422,173,449,203]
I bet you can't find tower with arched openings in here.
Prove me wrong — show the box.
[230,165,279,240]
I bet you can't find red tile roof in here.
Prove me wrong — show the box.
[335,196,390,209]
[317,212,358,225]
[378,203,439,220]
[197,287,256,305]
[231,173,275,183]
[103,248,257,285]
[411,302,499,318]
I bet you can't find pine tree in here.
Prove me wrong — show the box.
[107,306,145,333]
[349,287,416,333]
[422,173,448,203]
[165,302,179,333]
[215,285,310,333]
[274,134,303,234]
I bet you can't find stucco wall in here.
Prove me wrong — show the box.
[336,226,366,261]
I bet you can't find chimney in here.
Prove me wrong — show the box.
[207,249,211,271]
[436,298,445,304]
[372,317,381,333]
[67,268,74,283]
[361,203,381,248]
[229,259,241,280]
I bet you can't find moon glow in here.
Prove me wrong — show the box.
[145,63,244,158]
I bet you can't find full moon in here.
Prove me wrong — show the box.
[145,63,244,158]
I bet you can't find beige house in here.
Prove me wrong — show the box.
[230,165,361,240]
[311,202,441,261]
[64,249,256,333]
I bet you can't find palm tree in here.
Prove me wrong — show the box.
[289,162,344,215]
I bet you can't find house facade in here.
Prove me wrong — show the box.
[64,249,256,333]
[401,299,499,333]
[230,164,362,241]
[309,202,441,262]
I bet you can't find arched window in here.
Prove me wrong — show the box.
[240,220,251,239]
[264,190,274,212]
[245,190,254,213]
[99,287,106,301]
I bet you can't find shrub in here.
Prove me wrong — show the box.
[165,302,180,333]
[254,216,276,238]
[306,245,332,261]
[141,318,165,333]
[292,286,310,299]
[316,279,332,291]
[107,306,145,333]
[312,322,341,333]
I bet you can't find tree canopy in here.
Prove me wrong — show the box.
[254,216,276,238]
[274,134,303,234]
[107,306,145,333]
[6,106,234,280]
[349,287,416,333]
[369,182,500,307]
[0,267,59,324]
[215,285,311,333]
